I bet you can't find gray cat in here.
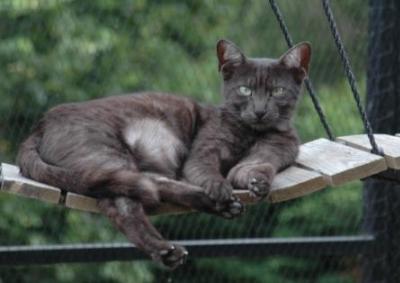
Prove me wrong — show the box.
[17,39,310,269]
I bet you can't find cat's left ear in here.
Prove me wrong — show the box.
[279,42,311,82]
[217,39,246,78]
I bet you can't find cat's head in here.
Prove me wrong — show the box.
[217,39,311,132]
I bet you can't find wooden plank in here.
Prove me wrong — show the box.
[296,138,387,186]
[338,134,400,169]
[267,166,328,203]
[231,167,328,204]
[65,193,99,213]
[65,192,190,215]
[0,163,61,204]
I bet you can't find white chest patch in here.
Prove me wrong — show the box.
[123,118,186,171]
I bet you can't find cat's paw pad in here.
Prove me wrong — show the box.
[158,244,188,270]
[244,164,275,200]
[204,180,233,203]
[215,196,244,219]
[248,177,270,199]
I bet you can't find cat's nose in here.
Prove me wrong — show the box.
[255,110,266,120]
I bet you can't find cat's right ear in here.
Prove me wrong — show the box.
[217,39,245,79]
[279,42,311,82]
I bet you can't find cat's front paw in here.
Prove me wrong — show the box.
[246,164,275,199]
[203,179,233,203]
[248,176,270,199]
[215,196,244,219]
[229,163,275,200]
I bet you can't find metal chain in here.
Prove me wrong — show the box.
[268,0,335,141]
[321,0,382,155]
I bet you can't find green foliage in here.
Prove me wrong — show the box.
[273,182,362,237]
[0,0,368,282]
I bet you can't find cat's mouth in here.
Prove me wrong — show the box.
[249,123,269,131]
[246,119,274,131]
[245,115,280,131]
[239,112,280,131]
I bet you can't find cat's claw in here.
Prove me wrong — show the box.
[248,177,270,200]
[156,244,188,270]
[205,180,233,203]
[215,196,244,219]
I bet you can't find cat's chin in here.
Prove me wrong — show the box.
[248,123,270,132]
[248,121,290,132]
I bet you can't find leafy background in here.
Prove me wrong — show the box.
[0,0,368,282]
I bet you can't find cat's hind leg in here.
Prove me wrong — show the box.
[98,197,188,269]
[69,155,190,267]
[144,174,244,219]
[94,170,243,219]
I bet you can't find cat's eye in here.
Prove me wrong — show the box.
[238,86,252,97]
[272,87,285,98]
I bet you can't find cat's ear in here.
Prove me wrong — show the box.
[217,39,246,78]
[279,42,311,81]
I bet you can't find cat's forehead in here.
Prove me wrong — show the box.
[247,57,278,66]
[246,57,287,73]
[230,57,291,83]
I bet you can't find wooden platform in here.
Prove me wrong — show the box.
[1,134,398,215]
[297,138,386,186]
[0,163,328,215]
[338,134,400,169]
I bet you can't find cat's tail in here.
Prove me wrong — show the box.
[16,124,78,190]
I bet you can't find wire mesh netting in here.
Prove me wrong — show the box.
[0,0,393,282]
[362,0,400,282]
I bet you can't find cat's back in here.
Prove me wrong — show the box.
[46,92,197,120]
[42,92,201,136]
[37,92,206,177]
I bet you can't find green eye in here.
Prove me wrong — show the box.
[272,87,285,97]
[239,86,252,96]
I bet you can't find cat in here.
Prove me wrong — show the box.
[16,39,311,269]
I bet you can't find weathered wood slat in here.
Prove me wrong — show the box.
[65,193,99,213]
[1,162,328,214]
[65,192,191,215]
[0,163,61,204]
[338,134,400,169]
[268,166,328,203]
[296,138,387,186]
